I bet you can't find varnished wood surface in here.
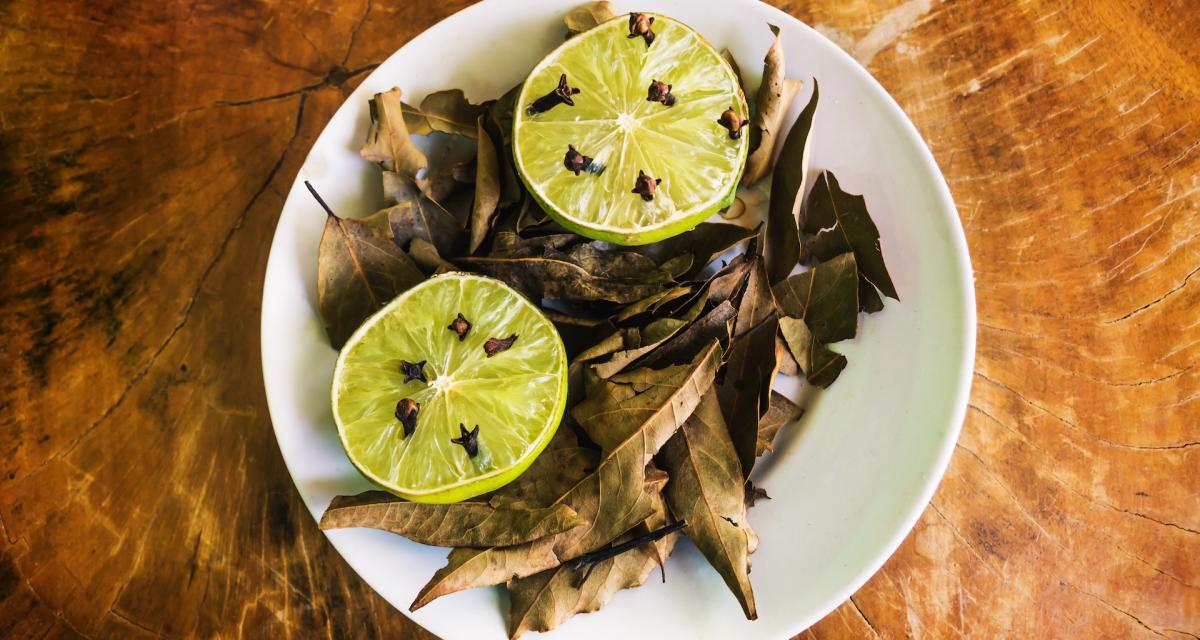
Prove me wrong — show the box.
[2,0,1197,637]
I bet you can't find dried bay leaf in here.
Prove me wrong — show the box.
[383,176,466,257]
[613,286,693,323]
[564,1,617,35]
[505,469,677,638]
[775,334,799,376]
[772,252,860,343]
[469,117,502,253]
[360,87,427,179]
[765,80,819,284]
[316,203,425,349]
[859,277,885,313]
[411,345,722,609]
[638,300,737,370]
[402,89,487,138]
[557,243,671,281]
[717,257,779,478]
[757,391,803,455]
[320,491,586,548]
[488,445,598,511]
[486,84,525,208]
[661,393,757,619]
[744,482,770,508]
[743,25,804,186]
[802,170,898,301]
[408,237,456,275]
[633,222,757,280]
[588,293,708,379]
[779,316,847,388]
[456,255,671,304]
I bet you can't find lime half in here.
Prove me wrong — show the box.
[332,273,568,503]
[513,13,749,245]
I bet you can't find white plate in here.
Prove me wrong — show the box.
[260,0,975,638]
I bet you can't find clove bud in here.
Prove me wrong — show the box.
[627,12,655,47]
[646,80,676,107]
[563,145,594,175]
[447,313,471,341]
[451,424,480,457]
[484,334,518,357]
[395,398,419,438]
[631,170,661,201]
[526,74,580,115]
[717,107,749,139]
[400,359,428,383]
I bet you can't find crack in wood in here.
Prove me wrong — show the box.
[974,371,1200,450]
[848,596,882,637]
[40,93,311,476]
[1065,581,1168,638]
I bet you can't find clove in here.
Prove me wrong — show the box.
[526,74,580,115]
[484,334,518,357]
[447,313,471,341]
[627,12,655,47]
[400,359,427,383]
[646,80,676,107]
[563,145,594,176]
[717,107,749,139]
[631,170,661,201]
[395,398,419,438]
[451,424,480,457]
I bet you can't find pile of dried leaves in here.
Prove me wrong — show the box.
[311,3,896,636]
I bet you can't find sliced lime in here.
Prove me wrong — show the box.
[513,13,749,245]
[332,273,568,503]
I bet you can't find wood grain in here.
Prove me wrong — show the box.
[1,0,1197,638]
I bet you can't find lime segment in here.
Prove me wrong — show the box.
[332,273,568,503]
[514,13,749,245]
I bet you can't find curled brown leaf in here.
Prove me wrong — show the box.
[320,491,587,548]
[765,80,819,284]
[742,25,803,187]
[779,316,847,388]
[661,393,757,619]
[410,345,722,610]
[402,89,487,138]
[360,87,427,179]
[564,1,618,35]
[505,469,677,638]
[469,117,502,253]
[757,391,803,455]
[314,195,425,349]
[772,252,860,343]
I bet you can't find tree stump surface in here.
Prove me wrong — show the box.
[2,0,1196,637]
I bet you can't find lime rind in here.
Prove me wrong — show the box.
[514,13,749,245]
[332,273,569,503]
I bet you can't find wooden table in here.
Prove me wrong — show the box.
[2,0,1197,637]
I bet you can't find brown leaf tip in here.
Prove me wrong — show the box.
[563,145,594,176]
[632,170,661,201]
[484,334,518,357]
[451,423,480,457]
[526,73,581,115]
[401,359,428,383]
[395,398,420,438]
[717,107,748,139]
[745,482,770,507]
[628,12,655,46]
[646,80,676,107]
[448,313,471,341]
